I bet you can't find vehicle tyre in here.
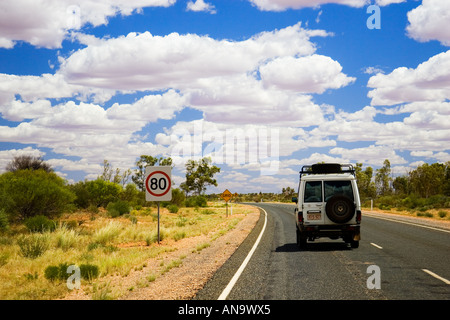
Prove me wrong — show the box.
[296,228,307,249]
[350,240,359,248]
[325,195,355,223]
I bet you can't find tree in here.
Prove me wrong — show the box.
[73,179,122,208]
[281,187,296,201]
[375,159,392,196]
[182,157,220,195]
[6,155,53,173]
[393,176,409,195]
[409,162,445,198]
[444,161,450,196]
[355,163,376,199]
[132,155,173,191]
[98,160,133,187]
[99,160,113,182]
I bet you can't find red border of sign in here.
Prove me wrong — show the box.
[145,170,171,197]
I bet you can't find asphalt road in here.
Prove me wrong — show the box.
[195,203,450,300]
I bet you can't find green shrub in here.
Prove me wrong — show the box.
[80,264,99,280]
[24,215,56,233]
[44,265,60,281]
[201,209,216,215]
[185,196,207,208]
[167,204,179,213]
[173,231,186,241]
[44,263,73,281]
[176,216,187,227]
[401,194,426,210]
[416,211,433,218]
[0,252,9,267]
[0,169,75,221]
[17,233,50,259]
[170,188,186,207]
[70,179,122,209]
[438,210,447,218]
[44,263,99,282]
[129,215,138,224]
[106,200,131,217]
[107,208,120,218]
[0,209,9,232]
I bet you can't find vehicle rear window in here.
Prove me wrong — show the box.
[324,181,353,201]
[304,181,322,202]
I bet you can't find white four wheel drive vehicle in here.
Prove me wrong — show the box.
[292,163,362,249]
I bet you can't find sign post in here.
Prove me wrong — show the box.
[145,166,172,244]
[221,189,232,217]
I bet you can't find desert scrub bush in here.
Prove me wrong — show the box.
[44,263,99,282]
[44,262,73,281]
[201,209,216,215]
[416,211,433,218]
[107,200,131,217]
[161,258,183,274]
[172,231,186,241]
[145,229,167,245]
[185,195,207,208]
[17,233,50,259]
[0,252,9,267]
[24,215,56,233]
[438,210,447,218]
[80,263,99,280]
[0,169,75,220]
[176,216,187,227]
[0,209,9,232]
[167,204,179,213]
[194,242,210,253]
[54,226,79,251]
[129,215,138,225]
[93,221,123,245]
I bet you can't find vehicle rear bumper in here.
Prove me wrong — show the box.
[298,224,360,240]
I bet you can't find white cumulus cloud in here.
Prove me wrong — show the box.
[407,0,450,46]
[0,0,176,49]
[368,50,450,106]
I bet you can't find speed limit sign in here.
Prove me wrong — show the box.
[145,166,172,201]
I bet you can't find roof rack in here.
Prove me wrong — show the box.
[300,163,355,178]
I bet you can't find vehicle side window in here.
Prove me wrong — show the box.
[304,181,322,202]
[324,181,353,202]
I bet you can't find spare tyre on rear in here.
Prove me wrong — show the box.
[325,195,355,223]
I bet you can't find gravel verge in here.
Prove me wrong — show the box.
[62,204,260,300]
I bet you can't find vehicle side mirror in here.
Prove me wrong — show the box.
[292,197,298,203]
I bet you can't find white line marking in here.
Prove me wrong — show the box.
[364,212,450,234]
[218,207,268,300]
[422,269,450,285]
[370,242,383,249]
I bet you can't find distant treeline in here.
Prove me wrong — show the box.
[225,160,450,211]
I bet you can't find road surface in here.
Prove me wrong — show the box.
[195,203,450,300]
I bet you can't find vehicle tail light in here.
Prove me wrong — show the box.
[356,210,361,224]
[298,211,303,224]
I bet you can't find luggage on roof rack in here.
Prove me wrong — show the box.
[300,163,355,177]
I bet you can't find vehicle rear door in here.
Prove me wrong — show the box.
[303,180,324,223]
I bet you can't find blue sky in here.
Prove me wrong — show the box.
[0,0,449,194]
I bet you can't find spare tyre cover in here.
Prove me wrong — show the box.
[311,163,341,174]
[325,195,355,223]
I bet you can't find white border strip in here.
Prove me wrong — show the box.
[422,269,450,285]
[364,212,450,234]
[218,207,268,300]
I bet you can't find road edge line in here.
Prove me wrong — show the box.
[217,206,268,300]
[364,212,450,234]
[422,269,450,285]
